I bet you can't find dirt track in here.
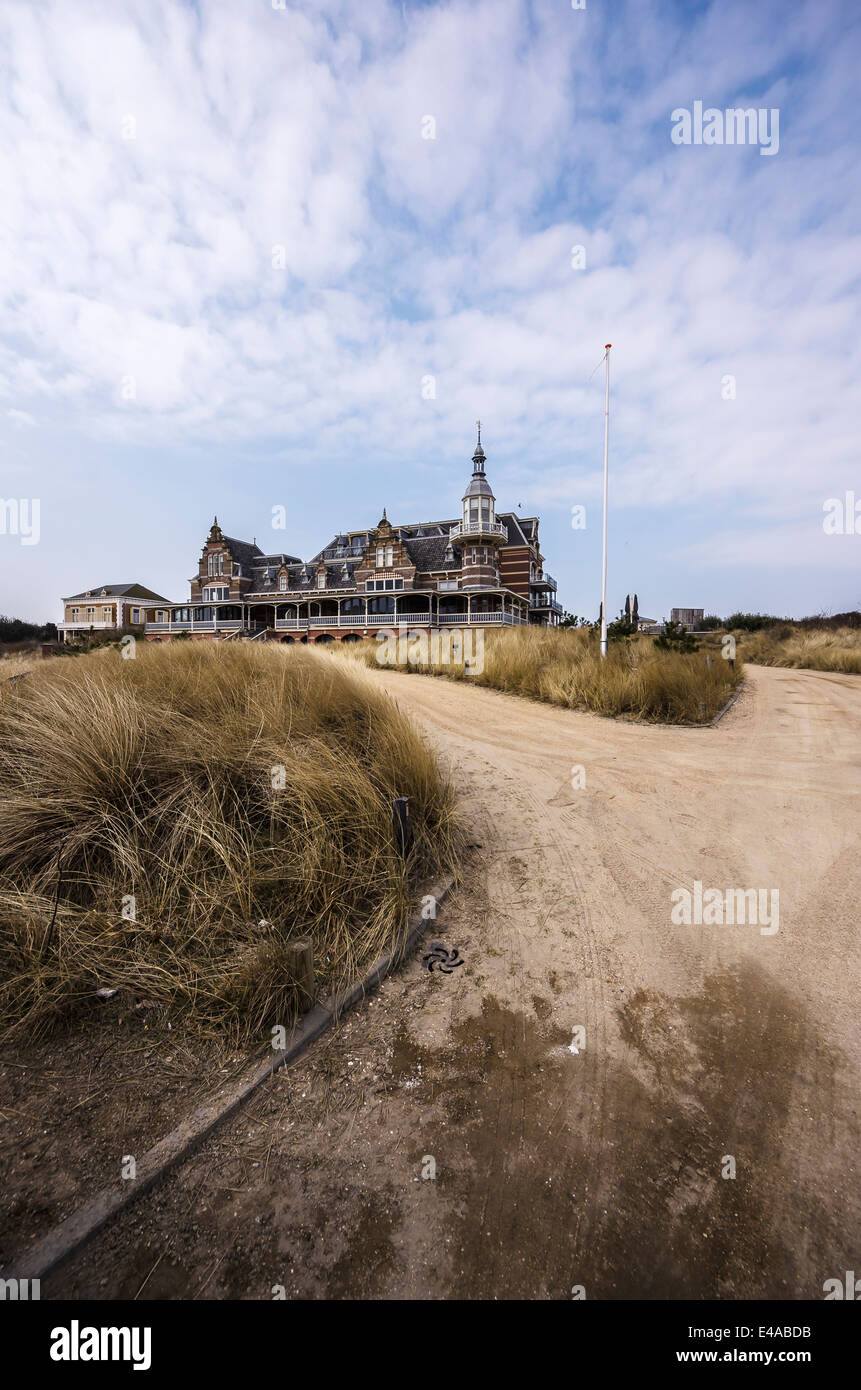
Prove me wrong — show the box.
[45,664,861,1299]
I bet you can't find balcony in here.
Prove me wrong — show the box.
[448,519,507,545]
[274,610,528,631]
[58,620,117,631]
[529,596,563,614]
[144,619,256,635]
[530,572,557,591]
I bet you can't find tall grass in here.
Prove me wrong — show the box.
[0,642,460,1044]
[340,626,743,723]
[735,624,861,673]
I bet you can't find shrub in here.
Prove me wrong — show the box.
[0,642,460,1043]
[340,626,742,724]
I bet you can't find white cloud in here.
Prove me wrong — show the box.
[0,0,858,619]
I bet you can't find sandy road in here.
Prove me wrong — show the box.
[48,664,861,1300]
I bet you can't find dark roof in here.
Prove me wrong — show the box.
[222,536,264,571]
[63,582,171,603]
[403,534,459,573]
[219,506,539,593]
[497,513,532,545]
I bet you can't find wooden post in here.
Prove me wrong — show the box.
[392,797,410,856]
[285,939,315,1011]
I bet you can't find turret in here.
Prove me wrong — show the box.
[451,423,505,588]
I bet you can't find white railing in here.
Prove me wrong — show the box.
[146,611,530,636]
[144,619,257,635]
[272,611,527,630]
[449,520,507,544]
[58,620,116,631]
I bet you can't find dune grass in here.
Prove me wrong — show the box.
[735,624,861,674]
[0,650,37,679]
[339,625,743,723]
[0,641,460,1045]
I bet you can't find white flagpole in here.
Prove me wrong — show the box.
[599,343,612,658]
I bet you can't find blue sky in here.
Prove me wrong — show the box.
[1,0,859,623]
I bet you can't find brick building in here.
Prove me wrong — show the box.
[61,429,562,644]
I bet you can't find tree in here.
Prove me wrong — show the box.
[654,619,699,652]
[0,615,58,643]
[607,617,637,641]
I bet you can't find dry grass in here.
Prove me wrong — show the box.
[736,625,861,674]
[339,625,743,723]
[0,651,37,680]
[0,642,460,1045]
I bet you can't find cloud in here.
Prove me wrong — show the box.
[0,0,858,620]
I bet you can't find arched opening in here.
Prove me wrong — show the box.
[341,632,362,643]
[280,635,294,644]
[315,633,335,644]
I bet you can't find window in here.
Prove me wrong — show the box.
[101,607,111,622]
[204,586,229,602]
[195,607,214,623]
[131,608,140,623]
[86,607,95,620]
[342,597,364,615]
[207,553,224,577]
[317,573,326,589]
[376,546,384,567]
[368,595,395,615]
[279,575,287,591]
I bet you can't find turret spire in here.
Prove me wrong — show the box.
[472,420,486,473]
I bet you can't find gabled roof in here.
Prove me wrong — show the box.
[63,582,171,603]
[222,536,264,571]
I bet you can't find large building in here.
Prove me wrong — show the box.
[60,429,562,644]
[58,583,171,644]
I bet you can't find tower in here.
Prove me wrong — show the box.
[452,423,505,588]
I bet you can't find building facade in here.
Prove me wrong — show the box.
[58,583,171,643]
[60,430,562,644]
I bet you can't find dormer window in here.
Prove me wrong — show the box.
[317,572,326,589]
[279,575,287,591]
[207,553,224,577]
